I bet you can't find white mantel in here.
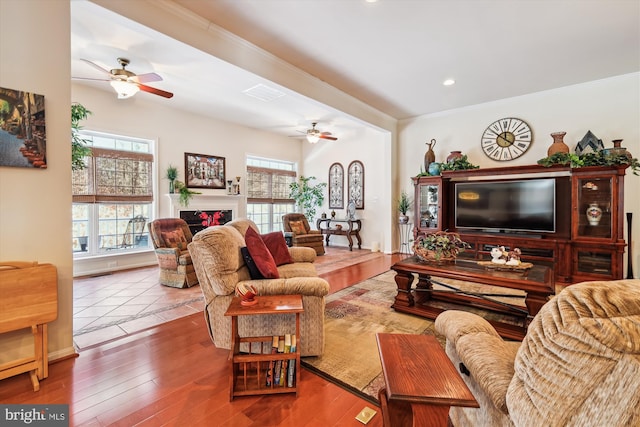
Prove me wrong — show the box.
[166,194,247,220]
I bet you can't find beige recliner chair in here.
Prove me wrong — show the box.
[435,279,640,427]
[188,218,329,357]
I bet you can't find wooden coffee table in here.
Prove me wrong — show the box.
[391,256,554,340]
[376,333,478,427]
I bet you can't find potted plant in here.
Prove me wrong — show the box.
[289,176,327,221]
[537,151,639,175]
[440,155,480,172]
[413,231,470,262]
[71,103,92,171]
[397,190,412,224]
[165,164,178,193]
[174,180,200,207]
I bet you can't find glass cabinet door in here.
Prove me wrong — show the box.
[574,176,613,240]
[419,184,439,229]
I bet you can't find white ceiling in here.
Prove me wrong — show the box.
[71,0,640,139]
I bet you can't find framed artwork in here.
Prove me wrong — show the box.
[0,86,46,169]
[328,162,344,209]
[347,160,365,209]
[184,152,226,189]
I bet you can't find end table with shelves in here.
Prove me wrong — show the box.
[224,294,303,400]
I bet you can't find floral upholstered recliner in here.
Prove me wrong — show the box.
[148,218,198,288]
[187,218,329,357]
[435,279,640,427]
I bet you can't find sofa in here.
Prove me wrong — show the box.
[435,279,640,427]
[188,218,329,357]
[148,218,198,288]
[282,213,325,255]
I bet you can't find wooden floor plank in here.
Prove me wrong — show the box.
[0,249,397,426]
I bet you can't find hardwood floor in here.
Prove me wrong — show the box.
[0,249,403,426]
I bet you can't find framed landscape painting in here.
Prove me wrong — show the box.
[0,86,47,168]
[184,152,226,189]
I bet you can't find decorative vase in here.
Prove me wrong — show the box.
[428,162,441,176]
[446,151,463,163]
[586,202,602,226]
[331,210,336,219]
[424,139,436,171]
[169,180,175,194]
[547,132,570,156]
[399,214,409,224]
[608,139,632,160]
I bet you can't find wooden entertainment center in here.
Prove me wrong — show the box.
[412,164,628,285]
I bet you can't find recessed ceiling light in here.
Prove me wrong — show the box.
[443,79,456,86]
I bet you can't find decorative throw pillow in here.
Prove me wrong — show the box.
[261,232,294,266]
[241,247,264,280]
[161,229,188,250]
[289,220,306,235]
[244,227,279,279]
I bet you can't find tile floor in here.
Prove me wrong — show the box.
[73,266,203,350]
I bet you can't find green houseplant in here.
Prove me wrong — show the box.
[289,176,327,221]
[165,164,178,193]
[413,231,470,262]
[174,180,200,207]
[537,151,640,175]
[397,190,412,224]
[71,103,92,171]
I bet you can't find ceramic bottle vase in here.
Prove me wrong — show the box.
[611,139,632,160]
[547,132,570,156]
[586,202,603,226]
[424,139,436,171]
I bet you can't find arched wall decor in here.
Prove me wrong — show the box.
[328,162,344,209]
[347,160,365,209]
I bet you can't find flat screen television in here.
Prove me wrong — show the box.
[454,178,556,233]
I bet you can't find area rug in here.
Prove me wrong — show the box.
[301,270,526,404]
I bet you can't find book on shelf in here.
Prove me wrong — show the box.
[287,335,297,388]
[266,335,278,387]
[274,336,285,386]
[279,334,291,387]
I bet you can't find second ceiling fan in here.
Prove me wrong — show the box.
[299,122,338,143]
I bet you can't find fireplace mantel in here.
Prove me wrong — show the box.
[166,194,247,220]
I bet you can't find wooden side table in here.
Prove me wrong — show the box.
[376,333,478,427]
[224,294,303,400]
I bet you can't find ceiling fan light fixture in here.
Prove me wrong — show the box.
[306,133,320,143]
[110,80,139,99]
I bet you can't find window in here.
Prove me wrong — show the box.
[246,156,296,233]
[72,131,155,256]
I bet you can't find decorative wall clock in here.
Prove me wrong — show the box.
[347,160,364,209]
[328,162,344,209]
[481,117,532,161]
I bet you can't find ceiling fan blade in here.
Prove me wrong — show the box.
[80,58,112,77]
[130,72,163,84]
[137,83,174,98]
[319,134,338,141]
[72,77,111,82]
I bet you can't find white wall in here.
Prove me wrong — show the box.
[72,83,305,276]
[302,126,394,253]
[399,73,640,278]
[0,0,75,362]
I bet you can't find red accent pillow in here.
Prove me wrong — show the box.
[244,227,279,279]
[261,232,294,266]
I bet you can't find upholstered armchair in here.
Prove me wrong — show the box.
[282,213,325,256]
[188,218,329,357]
[148,218,198,288]
[435,279,640,427]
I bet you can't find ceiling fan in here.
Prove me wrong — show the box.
[298,122,338,143]
[74,57,173,99]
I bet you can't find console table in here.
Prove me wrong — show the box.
[316,218,362,251]
[391,257,554,340]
